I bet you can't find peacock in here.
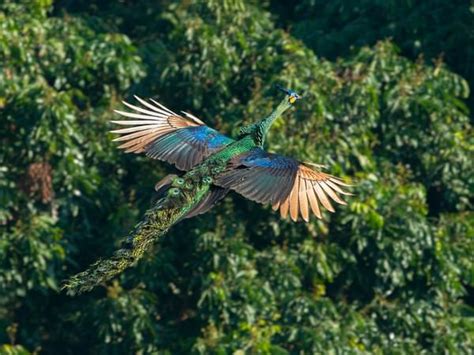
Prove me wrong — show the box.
[64,86,352,295]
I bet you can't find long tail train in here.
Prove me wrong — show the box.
[63,175,214,295]
[62,203,175,295]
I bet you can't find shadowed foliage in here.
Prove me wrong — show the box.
[0,0,472,353]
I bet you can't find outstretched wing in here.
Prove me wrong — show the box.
[215,148,352,222]
[111,96,234,171]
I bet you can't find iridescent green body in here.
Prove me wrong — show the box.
[64,97,293,295]
[65,90,351,295]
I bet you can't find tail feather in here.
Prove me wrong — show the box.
[63,179,212,296]
[62,205,171,295]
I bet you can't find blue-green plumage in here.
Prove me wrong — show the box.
[64,88,351,295]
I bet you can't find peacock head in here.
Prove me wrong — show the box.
[276,85,302,104]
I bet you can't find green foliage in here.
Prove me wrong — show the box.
[277,0,474,104]
[0,0,472,353]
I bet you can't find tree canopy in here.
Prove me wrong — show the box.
[0,1,473,353]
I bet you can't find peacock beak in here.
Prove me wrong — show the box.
[288,93,300,104]
[276,85,302,104]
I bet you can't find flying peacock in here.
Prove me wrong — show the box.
[64,86,352,295]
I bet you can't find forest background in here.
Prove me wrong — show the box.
[0,0,473,353]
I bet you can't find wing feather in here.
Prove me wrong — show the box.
[320,181,346,205]
[118,131,160,150]
[113,128,173,143]
[325,180,353,196]
[280,197,290,219]
[134,95,174,116]
[111,120,164,125]
[113,110,166,120]
[299,179,309,222]
[289,177,300,222]
[314,182,334,212]
[306,179,322,219]
[330,177,353,187]
[215,148,351,222]
[149,98,178,115]
[122,100,165,117]
[111,124,161,134]
[111,96,234,170]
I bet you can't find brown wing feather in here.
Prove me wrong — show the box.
[279,164,351,221]
[289,177,300,222]
[280,197,290,219]
[112,109,199,154]
[299,179,310,222]
[306,179,322,219]
[214,149,352,222]
[111,96,233,170]
[320,181,347,205]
